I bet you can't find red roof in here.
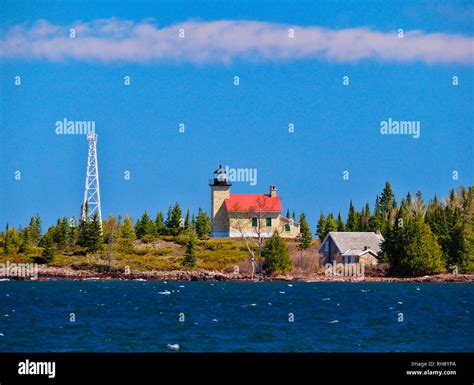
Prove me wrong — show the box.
[225,194,282,213]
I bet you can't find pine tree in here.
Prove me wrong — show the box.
[184,209,191,231]
[121,215,136,239]
[369,195,383,232]
[381,199,408,265]
[383,210,444,276]
[53,217,69,248]
[325,213,337,234]
[4,225,21,255]
[360,203,371,231]
[19,227,31,253]
[78,212,102,253]
[262,232,292,274]
[135,211,154,239]
[39,232,55,264]
[88,212,103,253]
[292,211,296,220]
[166,202,182,235]
[461,187,474,272]
[336,212,345,231]
[183,231,197,268]
[316,212,326,241]
[28,214,42,246]
[426,195,450,264]
[380,181,395,217]
[346,200,357,231]
[165,206,172,234]
[155,211,164,235]
[297,213,312,250]
[286,209,291,219]
[195,208,211,239]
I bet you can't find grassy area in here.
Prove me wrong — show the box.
[0,236,254,272]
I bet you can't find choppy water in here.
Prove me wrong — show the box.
[0,281,472,352]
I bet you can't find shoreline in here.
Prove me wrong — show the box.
[3,266,473,283]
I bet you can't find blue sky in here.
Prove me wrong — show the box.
[0,0,473,230]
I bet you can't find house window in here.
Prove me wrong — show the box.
[266,217,272,227]
[251,217,258,227]
[284,224,291,232]
[324,242,329,252]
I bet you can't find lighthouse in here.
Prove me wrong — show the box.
[209,165,231,237]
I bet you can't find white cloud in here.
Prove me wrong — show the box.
[0,18,472,64]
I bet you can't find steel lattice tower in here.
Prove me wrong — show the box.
[82,133,102,231]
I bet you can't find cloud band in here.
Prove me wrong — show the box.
[1,19,472,64]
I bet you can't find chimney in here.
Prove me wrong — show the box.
[269,185,277,197]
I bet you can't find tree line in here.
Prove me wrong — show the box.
[0,202,211,263]
[1,183,472,275]
[315,182,473,274]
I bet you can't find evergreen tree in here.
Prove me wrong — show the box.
[165,206,172,234]
[292,211,296,220]
[19,227,32,253]
[4,225,21,255]
[184,209,191,231]
[78,212,102,253]
[461,187,474,272]
[336,212,345,231]
[88,212,103,253]
[297,213,313,250]
[135,211,154,239]
[121,215,136,239]
[425,195,450,264]
[195,208,211,239]
[360,203,371,231]
[155,211,165,235]
[53,217,69,248]
[28,214,42,246]
[166,202,182,235]
[383,211,444,276]
[380,181,395,217]
[39,232,55,264]
[346,200,357,231]
[262,232,292,274]
[182,231,197,268]
[325,213,337,234]
[286,209,291,219]
[381,199,408,264]
[316,212,326,241]
[369,195,383,232]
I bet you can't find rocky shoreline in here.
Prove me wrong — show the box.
[7,266,470,283]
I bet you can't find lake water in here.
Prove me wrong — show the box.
[0,281,472,352]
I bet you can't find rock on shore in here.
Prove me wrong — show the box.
[21,266,474,283]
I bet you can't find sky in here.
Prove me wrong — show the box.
[0,0,473,230]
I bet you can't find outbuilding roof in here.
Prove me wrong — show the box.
[318,232,384,254]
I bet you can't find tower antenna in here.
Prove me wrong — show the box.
[82,133,102,231]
